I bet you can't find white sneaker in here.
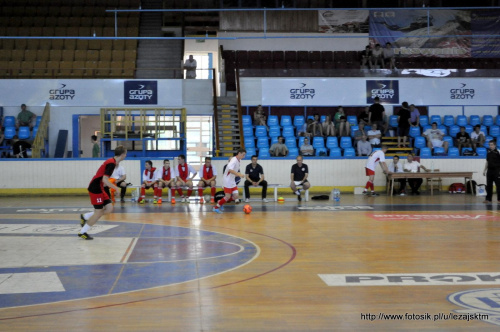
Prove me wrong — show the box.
[399,192,406,196]
[245,198,250,203]
[263,198,269,203]
[234,199,241,204]
[295,190,300,195]
[181,197,186,203]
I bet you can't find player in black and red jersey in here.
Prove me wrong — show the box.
[78,145,127,240]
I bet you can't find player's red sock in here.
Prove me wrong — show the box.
[141,187,146,196]
[211,187,216,197]
[187,189,192,197]
[157,187,162,197]
[198,188,203,197]
[370,182,374,191]
[171,188,176,197]
[177,188,183,196]
[364,181,371,190]
[226,197,234,203]
[217,197,227,207]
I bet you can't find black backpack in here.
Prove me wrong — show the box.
[466,180,477,194]
[214,191,225,202]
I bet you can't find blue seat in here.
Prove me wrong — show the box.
[326,136,338,149]
[456,115,467,127]
[255,126,267,138]
[462,147,473,155]
[288,148,299,158]
[268,126,281,138]
[343,147,355,157]
[242,126,253,138]
[422,125,431,133]
[4,126,16,139]
[477,147,487,157]
[244,137,255,148]
[409,126,421,138]
[340,136,352,148]
[479,125,487,134]
[3,116,15,127]
[469,115,480,126]
[443,115,454,127]
[443,135,453,147]
[433,147,446,155]
[496,115,500,126]
[312,137,325,148]
[32,126,38,138]
[298,136,305,147]
[350,125,359,137]
[246,147,256,157]
[256,137,269,148]
[259,147,270,158]
[282,126,295,138]
[18,126,31,140]
[267,115,279,127]
[330,147,342,157]
[320,115,326,123]
[483,115,494,127]
[315,147,327,156]
[448,125,460,138]
[465,125,473,134]
[35,116,42,126]
[489,125,500,137]
[438,125,448,135]
[285,138,297,149]
[420,147,431,157]
[484,136,493,148]
[414,136,426,148]
[347,115,358,126]
[448,147,459,157]
[280,115,292,127]
[293,115,305,129]
[242,115,252,126]
[430,115,441,126]
[270,136,278,145]
[419,115,429,127]
[307,115,314,121]
[389,115,398,128]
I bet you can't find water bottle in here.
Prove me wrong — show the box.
[333,189,340,202]
[131,189,138,202]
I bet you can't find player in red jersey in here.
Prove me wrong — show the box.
[363,145,390,196]
[197,156,217,203]
[78,145,127,240]
[138,160,160,204]
[175,154,197,203]
[157,159,176,204]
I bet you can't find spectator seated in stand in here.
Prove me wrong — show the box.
[322,115,336,137]
[353,122,368,148]
[358,106,370,126]
[423,122,448,154]
[11,135,32,158]
[299,137,314,156]
[269,136,288,157]
[17,104,36,129]
[371,43,384,69]
[357,135,372,156]
[383,42,396,69]
[253,105,267,127]
[470,124,486,153]
[367,123,382,148]
[409,104,420,127]
[334,106,350,137]
[308,114,323,137]
[360,45,372,69]
[299,118,313,138]
[455,126,471,155]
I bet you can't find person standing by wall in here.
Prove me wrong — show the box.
[91,135,100,158]
[483,140,500,204]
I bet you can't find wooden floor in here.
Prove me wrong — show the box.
[0,194,499,331]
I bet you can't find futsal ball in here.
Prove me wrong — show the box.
[278,197,285,203]
[204,194,211,202]
[243,204,252,214]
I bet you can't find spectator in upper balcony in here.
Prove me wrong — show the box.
[322,115,336,137]
[17,104,36,129]
[371,43,384,69]
[360,45,373,69]
[383,42,396,69]
[308,114,323,137]
[471,124,486,153]
[334,106,350,137]
[183,55,197,79]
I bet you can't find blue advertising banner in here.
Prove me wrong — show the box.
[471,10,500,58]
[124,81,158,105]
[366,80,399,104]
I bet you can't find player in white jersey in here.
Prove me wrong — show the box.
[213,148,246,214]
[363,145,390,196]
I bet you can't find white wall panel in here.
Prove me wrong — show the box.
[464,106,499,117]
[428,106,463,118]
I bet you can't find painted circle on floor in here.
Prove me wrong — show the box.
[0,219,259,308]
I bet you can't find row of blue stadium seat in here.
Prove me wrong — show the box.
[2,115,42,128]
[243,114,500,129]
[2,126,38,140]
[417,147,487,157]
[244,146,360,158]
[244,135,355,149]
[413,135,498,149]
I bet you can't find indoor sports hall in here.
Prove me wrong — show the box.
[2,1,500,331]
